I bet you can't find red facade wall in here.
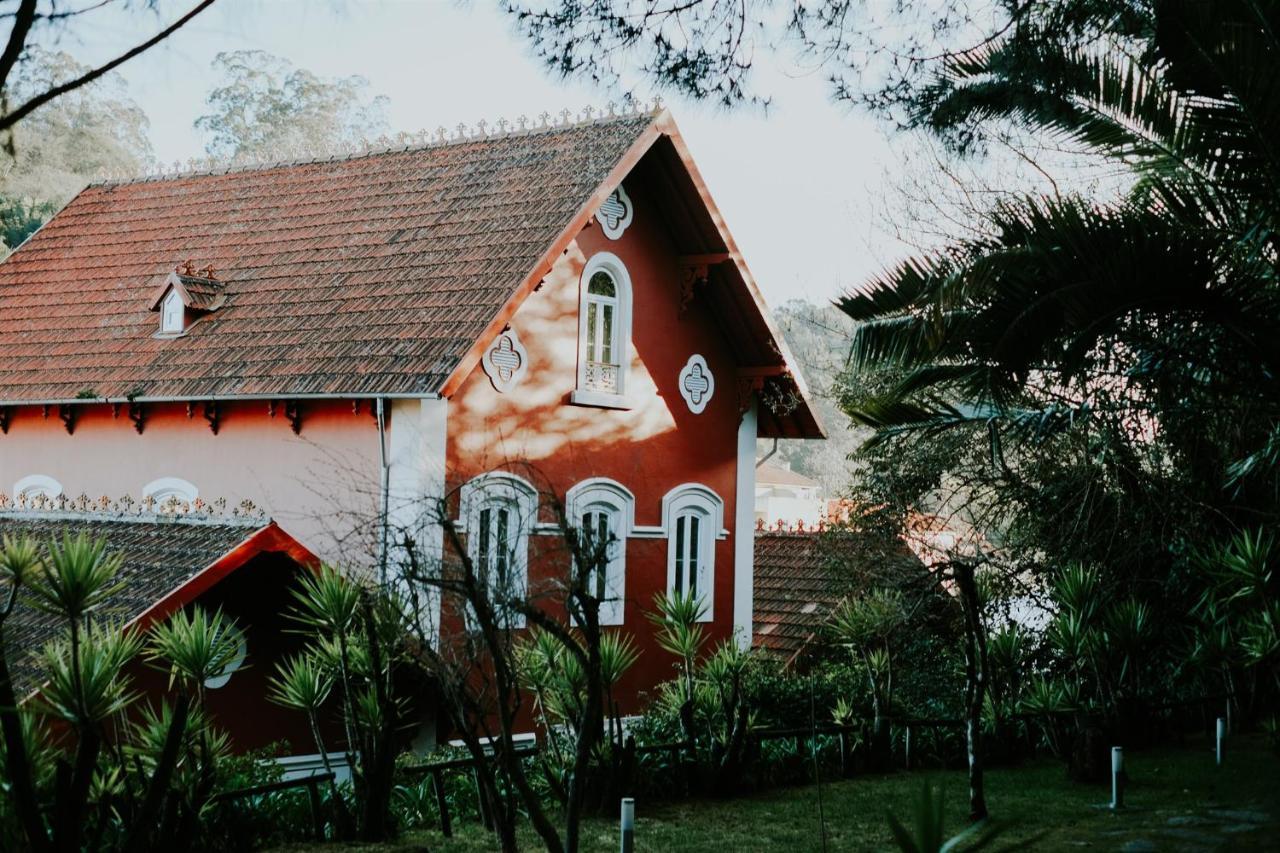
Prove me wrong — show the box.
[445,180,745,713]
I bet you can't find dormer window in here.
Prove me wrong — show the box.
[572,252,632,408]
[161,289,184,334]
[150,262,225,338]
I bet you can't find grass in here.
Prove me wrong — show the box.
[269,733,1279,852]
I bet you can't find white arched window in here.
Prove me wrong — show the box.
[662,484,725,622]
[143,477,199,511]
[573,252,633,407]
[13,474,63,505]
[566,479,635,626]
[458,472,538,628]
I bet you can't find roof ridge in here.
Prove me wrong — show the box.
[0,509,264,528]
[91,101,665,188]
[0,492,268,526]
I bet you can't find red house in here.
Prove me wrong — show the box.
[0,108,823,735]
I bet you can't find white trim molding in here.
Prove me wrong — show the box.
[13,474,63,499]
[572,251,633,409]
[678,354,715,414]
[457,471,539,629]
[565,478,635,626]
[662,483,725,622]
[733,401,758,649]
[597,184,634,240]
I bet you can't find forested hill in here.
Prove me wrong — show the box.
[768,299,869,496]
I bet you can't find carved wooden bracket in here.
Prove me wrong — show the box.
[736,366,793,421]
[267,400,277,418]
[736,376,765,418]
[59,405,76,435]
[203,400,220,435]
[185,402,195,419]
[284,400,302,434]
[128,401,146,434]
[0,407,10,435]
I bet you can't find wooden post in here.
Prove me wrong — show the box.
[306,778,324,841]
[473,766,494,831]
[905,725,912,771]
[431,767,452,838]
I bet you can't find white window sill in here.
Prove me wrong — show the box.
[570,388,632,410]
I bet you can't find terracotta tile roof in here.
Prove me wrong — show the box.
[753,528,927,665]
[0,513,264,695]
[0,115,652,403]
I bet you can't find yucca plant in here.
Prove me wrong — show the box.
[146,606,244,704]
[830,588,905,759]
[648,591,707,749]
[37,623,142,726]
[27,532,125,625]
[0,535,241,853]
[886,781,1007,853]
[274,566,409,842]
[268,652,339,776]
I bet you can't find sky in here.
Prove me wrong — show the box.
[42,0,917,308]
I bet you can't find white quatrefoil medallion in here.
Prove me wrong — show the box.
[678,354,714,414]
[482,329,529,393]
[597,185,633,240]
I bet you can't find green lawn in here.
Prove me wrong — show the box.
[272,733,1279,852]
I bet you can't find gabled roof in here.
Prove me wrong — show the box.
[0,513,316,696]
[0,110,821,437]
[148,268,226,313]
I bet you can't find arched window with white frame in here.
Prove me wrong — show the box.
[458,472,538,628]
[661,484,725,622]
[13,474,63,506]
[566,478,635,626]
[573,252,633,407]
[143,477,199,512]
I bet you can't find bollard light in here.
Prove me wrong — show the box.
[1216,717,1226,766]
[1110,746,1124,810]
[620,797,635,853]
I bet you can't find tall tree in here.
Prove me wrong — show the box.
[0,0,216,138]
[0,47,152,250]
[194,50,390,162]
[839,0,1280,505]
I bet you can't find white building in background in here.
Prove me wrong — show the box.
[754,461,826,527]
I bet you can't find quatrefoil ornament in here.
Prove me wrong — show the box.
[597,185,633,240]
[481,329,529,393]
[678,354,715,414]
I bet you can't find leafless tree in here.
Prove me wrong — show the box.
[0,0,217,143]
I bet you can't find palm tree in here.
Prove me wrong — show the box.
[841,0,1280,484]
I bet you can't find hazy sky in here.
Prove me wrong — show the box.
[47,0,916,308]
